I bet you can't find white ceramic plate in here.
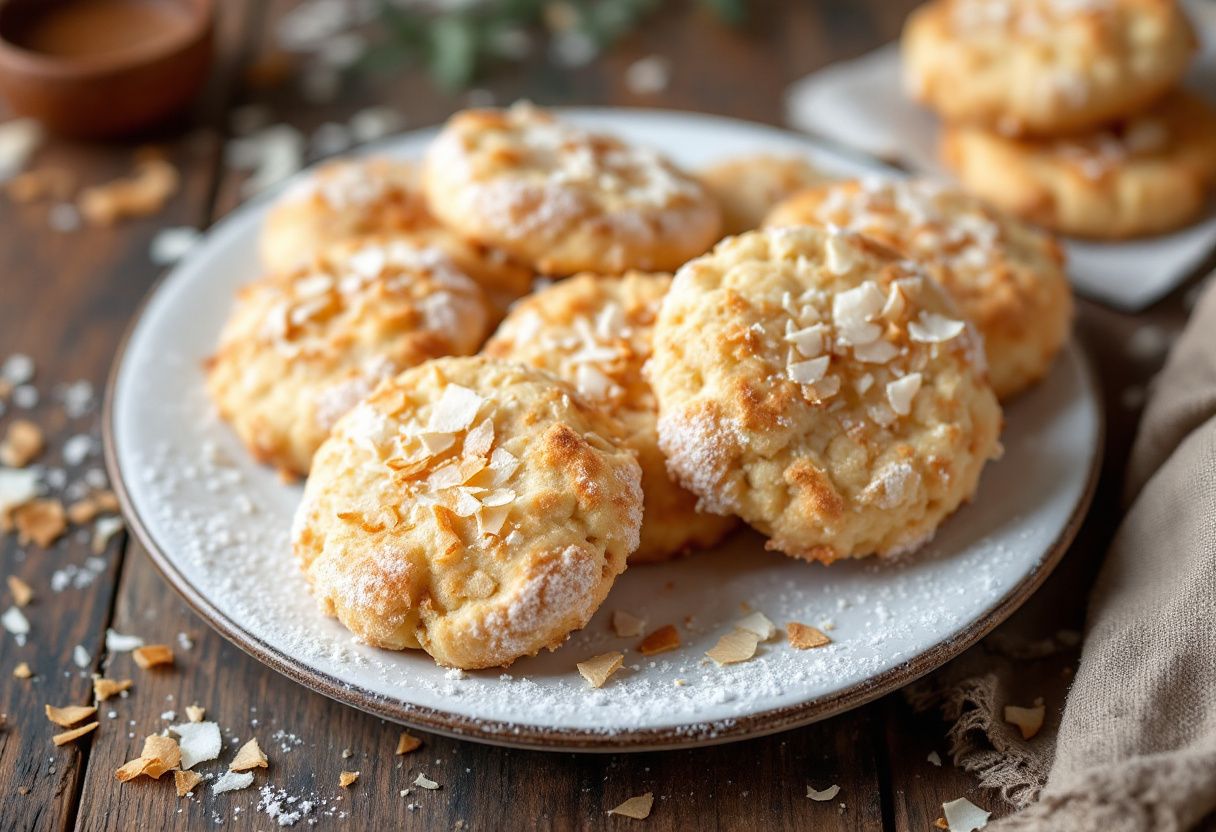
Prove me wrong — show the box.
[105,109,1102,751]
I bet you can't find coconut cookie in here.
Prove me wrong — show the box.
[649,227,1002,562]
[699,155,832,236]
[483,272,737,562]
[940,91,1216,239]
[903,0,1197,137]
[260,158,533,315]
[207,239,491,477]
[292,357,643,669]
[423,103,722,276]
[765,178,1073,399]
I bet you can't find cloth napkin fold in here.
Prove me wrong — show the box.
[913,279,1216,831]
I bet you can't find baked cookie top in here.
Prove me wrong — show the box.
[483,272,737,562]
[423,103,722,275]
[261,158,533,315]
[699,154,832,236]
[940,90,1216,239]
[650,226,1002,561]
[260,158,433,273]
[292,356,643,668]
[207,239,490,476]
[765,178,1073,399]
[902,0,1197,137]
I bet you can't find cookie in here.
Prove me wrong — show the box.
[261,157,533,315]
[423,103,722,276]
[903,0,1197,137]
[940,90,1216,239]
[292,356,643,668]
[699,155,832,236]
[765,178,1073,399]
[207,239,491,476]
[649,226,1002,562]
[483,272,737,562]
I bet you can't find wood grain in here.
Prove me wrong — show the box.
[0,0,1206,828]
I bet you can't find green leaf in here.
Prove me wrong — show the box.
[701,0,746,25]
[428,15,480,90]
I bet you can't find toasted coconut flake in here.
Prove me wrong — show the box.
[93,677,133,701]
[78,156,179,225]
[735,611,776,641]
[132,644,174,669]
[1004,704,1045,740]
[417,432,456,456]
[414,773,440,790]
[886,373,922,417]
[463,418,495,458]
[942,797,990,832]
[13,498,66,547]
[806,784,841,801]
[0,420,43,467]
[608,792,654,819]
[171,721,221,769]
[427,384,483,433]
[0,467,40,529]
[787,622,831,649]
[14,661,32,679]
[212,770,254,794]
[230,737,268,771]
[909,312,966,344]
[934,818,950,830]
[476,503,512,537]
[139,734,182,778]
[853,338,899,364]
[7,575,32,607]
[184,704,205,723]
[339,770,360,788]
[637,625,680,656]
[175,769,202,797]
[612,609,645,638]
[396,731,422,755]
[45,703,97,727]
[52,722,98,746]
[576,652,624,688]
[105,629,144,652]
[824,233,856,276]
[706,629,760,666]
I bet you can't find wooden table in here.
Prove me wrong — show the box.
[0,1,1203,829]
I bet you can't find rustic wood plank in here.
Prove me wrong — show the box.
[80,540,891,831]
[0,5,257,832]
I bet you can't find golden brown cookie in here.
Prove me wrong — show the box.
[699,155,832,236]
[483,272,737,562]
[903,0,1197,137]
[292,357,643,668]
[649,227,1002,561]
[261,157,533,316]
[423,103,722,275]
[940,91,1216,238]
[766,178,1073,399]
[207,239,491,476]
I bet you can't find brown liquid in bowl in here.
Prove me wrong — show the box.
[8,0,192,59]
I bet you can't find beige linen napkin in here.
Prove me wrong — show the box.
[914,280,1216,830]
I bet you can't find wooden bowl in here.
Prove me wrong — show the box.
[0,0,215,139]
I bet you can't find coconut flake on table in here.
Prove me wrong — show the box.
[349,107,404,144]
[0,467,41,516]
[92,515,125,554]
[2,605,30,641]
[228,125,305,198]
[56,380,95,418]
[807,784,841,801]
[73,644,91,668]
[62,434,95,466]
[212,770,255,794]
[172,721,222,769]
[1,354,34,386]
[150,227,202,266]
[624,56,671,95]
[943,797,991,832]
[105,629,144,652]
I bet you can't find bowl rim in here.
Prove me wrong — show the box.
[0,0,215,79]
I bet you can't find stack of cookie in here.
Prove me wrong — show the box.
[207,103,1072,670]
[902,0,1216,238]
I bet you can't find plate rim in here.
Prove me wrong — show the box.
[102,107,1106,752]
